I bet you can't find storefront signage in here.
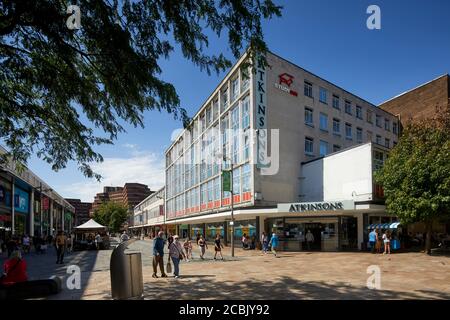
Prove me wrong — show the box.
[255,54,269,169]
[278,200,354,213]
[274,73,298,97]
[222,170,231,192]
[42,197,49,210]
[14,187,29,213]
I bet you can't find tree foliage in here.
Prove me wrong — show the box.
[93,201,128,233]
[0,0,282,179]
[375,105,450,252]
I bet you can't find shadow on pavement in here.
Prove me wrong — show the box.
[139,275,450,300]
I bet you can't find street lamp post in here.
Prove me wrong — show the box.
[218,153,235,258]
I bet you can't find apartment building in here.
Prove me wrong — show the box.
[130,187,165,237]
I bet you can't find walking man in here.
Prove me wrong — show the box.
[269,232,279,257]
[55,231,67,264]
[369,228,377,253]
[152,231,167,278]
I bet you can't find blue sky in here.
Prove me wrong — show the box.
[27,0,450,202]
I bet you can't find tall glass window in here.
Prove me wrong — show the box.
[304,81,313,98]
[320,113,328,131]
[241,95,250,129]
[305,137,314,155]
[332,95,340,109]
[305,107,313,126]
[320,140,328,156]
[356,106,363,119]
[333,118,340,134]
[345,123,352,140]
[232,167,241,195]
[319,87,328,104]
[242,163,251,192]
[356,127,363,142]
[231,77,239,102]
[345,100,352,115]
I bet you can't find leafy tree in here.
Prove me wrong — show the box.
[93,201,128,233]
[375,105,450,254]
[0,0,282,179]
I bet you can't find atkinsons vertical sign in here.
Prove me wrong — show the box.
[255,54,268,169]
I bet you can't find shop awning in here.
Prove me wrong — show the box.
[367,222,401,230]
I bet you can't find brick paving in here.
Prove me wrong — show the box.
[2,238,450,300]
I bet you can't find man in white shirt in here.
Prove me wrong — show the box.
[306,230,315,250]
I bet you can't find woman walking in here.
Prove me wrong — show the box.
[198,235,208,259]
[213,234,224,260]
[169,235,185,278]
[261,232,269,254]
[383,230,391,255]
[183,238,193,261]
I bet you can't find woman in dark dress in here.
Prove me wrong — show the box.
[213,234,224,260]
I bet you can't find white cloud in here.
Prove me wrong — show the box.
[61,149,165,202]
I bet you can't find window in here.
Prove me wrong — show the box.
[367,110,373,124]
[305,107,313,126]
[213,99,219,120]
[373,150,384,170]
[384,119,390,131]
[385,138,390,148]
[319,87,328,104]
[345,100,352,115]
[376,135,382,145]
[214,177,221,201]
[304,81,313,98]
[231,77,239,101]
[332,95,340,109]
[393,122,398,135]
[333,118,340,135]
[200,113,206,132]
[232,167,241,195]
[345,123,352,139]
[241,95,250,129]
[243,133,250,161]
[333,144,341,152]
[221,87,229,113]
[319,113,328,131]
[320,140,328,156]
[206,106,211,127]
[242,163,251,192]
[376,115,382,127]
[241,69,250,92]
[356,127,363,142]
[305,137,314,155]
[367,131,373,142]
[356,106,363,119]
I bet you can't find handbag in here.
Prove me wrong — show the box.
[166,260,172,274]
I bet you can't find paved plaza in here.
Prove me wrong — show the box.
[1,239,450,300]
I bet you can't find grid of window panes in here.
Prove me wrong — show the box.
[165,68,252,219]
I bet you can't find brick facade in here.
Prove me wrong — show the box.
[379,74,450,127]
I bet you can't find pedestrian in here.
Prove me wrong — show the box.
[6,237,17,258]
[55,231,67,264]
[196,233,201,245]
[369,228,378,253]
[241,233,249,249]
[383,230,391,255]
[22,234,31,254]
[269,232,279,257]
[152,231,167,278]
[120,231,129,243]
[0,250,28,287]
[95,233,102,250]
[214,234,224,260]
[66,234,72,253]
[167,233,174,249]
[306,230,314,250]
[169,235,185,278]
[198,235,208,259]
[261,232,269,254]
[183,238,193,261]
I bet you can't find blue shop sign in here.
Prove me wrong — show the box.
[14,187,29,214]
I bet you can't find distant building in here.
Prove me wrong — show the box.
[379,74,450,128]
[65,198,92,226]
[89,183,153,228]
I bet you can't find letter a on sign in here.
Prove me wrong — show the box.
[67,5,81,30]
[366,5,381,30]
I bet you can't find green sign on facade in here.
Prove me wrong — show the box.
[222,170,231,192]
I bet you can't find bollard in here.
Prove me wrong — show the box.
[110,239,144,300]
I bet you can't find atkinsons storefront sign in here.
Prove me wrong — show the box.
[278,200,355,213]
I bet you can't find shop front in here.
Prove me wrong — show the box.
[13,184,30,235]
[0,177,13,240]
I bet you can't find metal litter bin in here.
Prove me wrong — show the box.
[110,239,144,299]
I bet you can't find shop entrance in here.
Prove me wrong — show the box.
[304,223,322,251]
[14,213,26,235]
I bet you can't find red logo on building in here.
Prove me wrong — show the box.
[276,73,298,97]
[279,73,294,87]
